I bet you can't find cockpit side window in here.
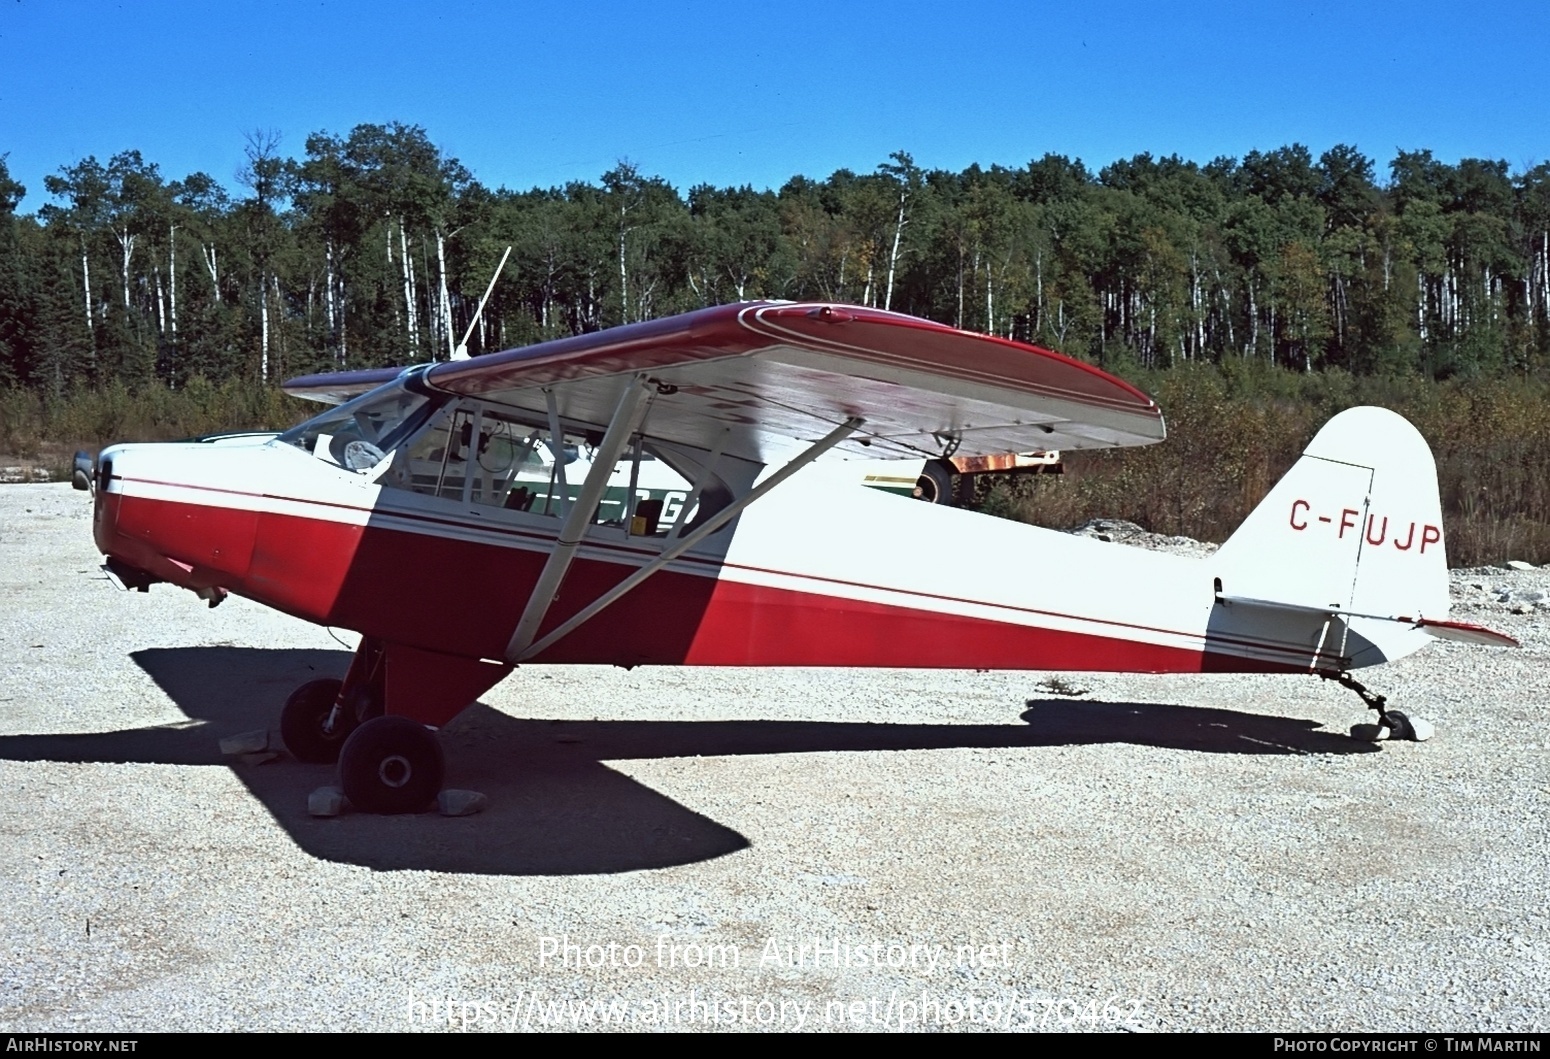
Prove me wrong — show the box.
[278,384,436,472]
[379,397,744,539]
[389,401,550,507]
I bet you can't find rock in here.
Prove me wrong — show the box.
[1409,717,1436,742]
[219,729,269,755]
[1035,677,1090,698]
[438,789,487,817]
[1511,602,1532,615]
[1350,723,1390,742]
[1504,560,1536,571]
[238,751,280,766]
[1071,518,1145,539]
[1066,518,1215,558]
[308,787,349,817]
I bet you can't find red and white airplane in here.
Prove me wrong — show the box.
[87,302,1516,813]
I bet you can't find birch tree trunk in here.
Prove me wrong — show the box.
[399,218,419,354]
[272,273,285,370]
[80,242,94,340]
[386,224,401,336]
[201,244,220,303]
[168,225,178,342]
[1247,279,1258,356]
[1034,248,1044,336]
[985,263,994,336]
[884,189,906,312]
[419,235,437,352]
[618,225,629,325]
[116,229,135,312]
[337,273,347,365]
[154,264,166,334]
[1537,232,1549,320]
[1216,271,1233,351]
[260,272,270,384]
[1190,250,1203,356]
[1268,302,1276,366]
[325,239,339,363]
[436,230,454,359]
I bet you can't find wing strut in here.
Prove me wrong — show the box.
[544,388,571,519]
[512,415,864,663]
[505,376,652,660]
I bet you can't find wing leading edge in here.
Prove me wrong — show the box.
[284,302,1166,464]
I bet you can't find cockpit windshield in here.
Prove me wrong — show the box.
[277,383,438,472]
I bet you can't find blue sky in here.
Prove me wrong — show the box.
[2,0,1546,213]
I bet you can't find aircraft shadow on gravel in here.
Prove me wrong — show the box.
[0,646,1377,875]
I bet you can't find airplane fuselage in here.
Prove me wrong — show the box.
[93,433,1396,700]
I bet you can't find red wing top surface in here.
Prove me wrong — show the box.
[284,302,1164,464]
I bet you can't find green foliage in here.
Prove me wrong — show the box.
[0,377,310,461]
[8,130,1550,388]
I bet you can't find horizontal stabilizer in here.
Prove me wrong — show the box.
[1216,595,1518,649]
[1409,617,1520,649]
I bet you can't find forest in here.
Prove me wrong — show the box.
[2,124,1548,562]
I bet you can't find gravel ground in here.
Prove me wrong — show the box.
[1,483,1547,1033]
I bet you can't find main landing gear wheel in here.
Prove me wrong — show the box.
[279,678,353,764]
[338,716,444,814]
[914,459,956,505]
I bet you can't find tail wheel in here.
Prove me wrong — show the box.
[913,459,957,505]
[338,716,444,814]
[279,678,351,764]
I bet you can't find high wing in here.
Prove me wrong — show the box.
[283,301,1165,463]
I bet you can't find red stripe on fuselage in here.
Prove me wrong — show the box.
[99,492,1309,676]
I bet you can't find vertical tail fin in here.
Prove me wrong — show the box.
[1210,406,1448,666]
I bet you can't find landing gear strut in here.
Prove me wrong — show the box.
[279,678,352,763]
[278,638,387,764]
[1321,671,1435,742]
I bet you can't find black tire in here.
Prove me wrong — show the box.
[338,716,444,815]
[279,678,350,764]
[1381,709,1416,741]
[914,459,957,505]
